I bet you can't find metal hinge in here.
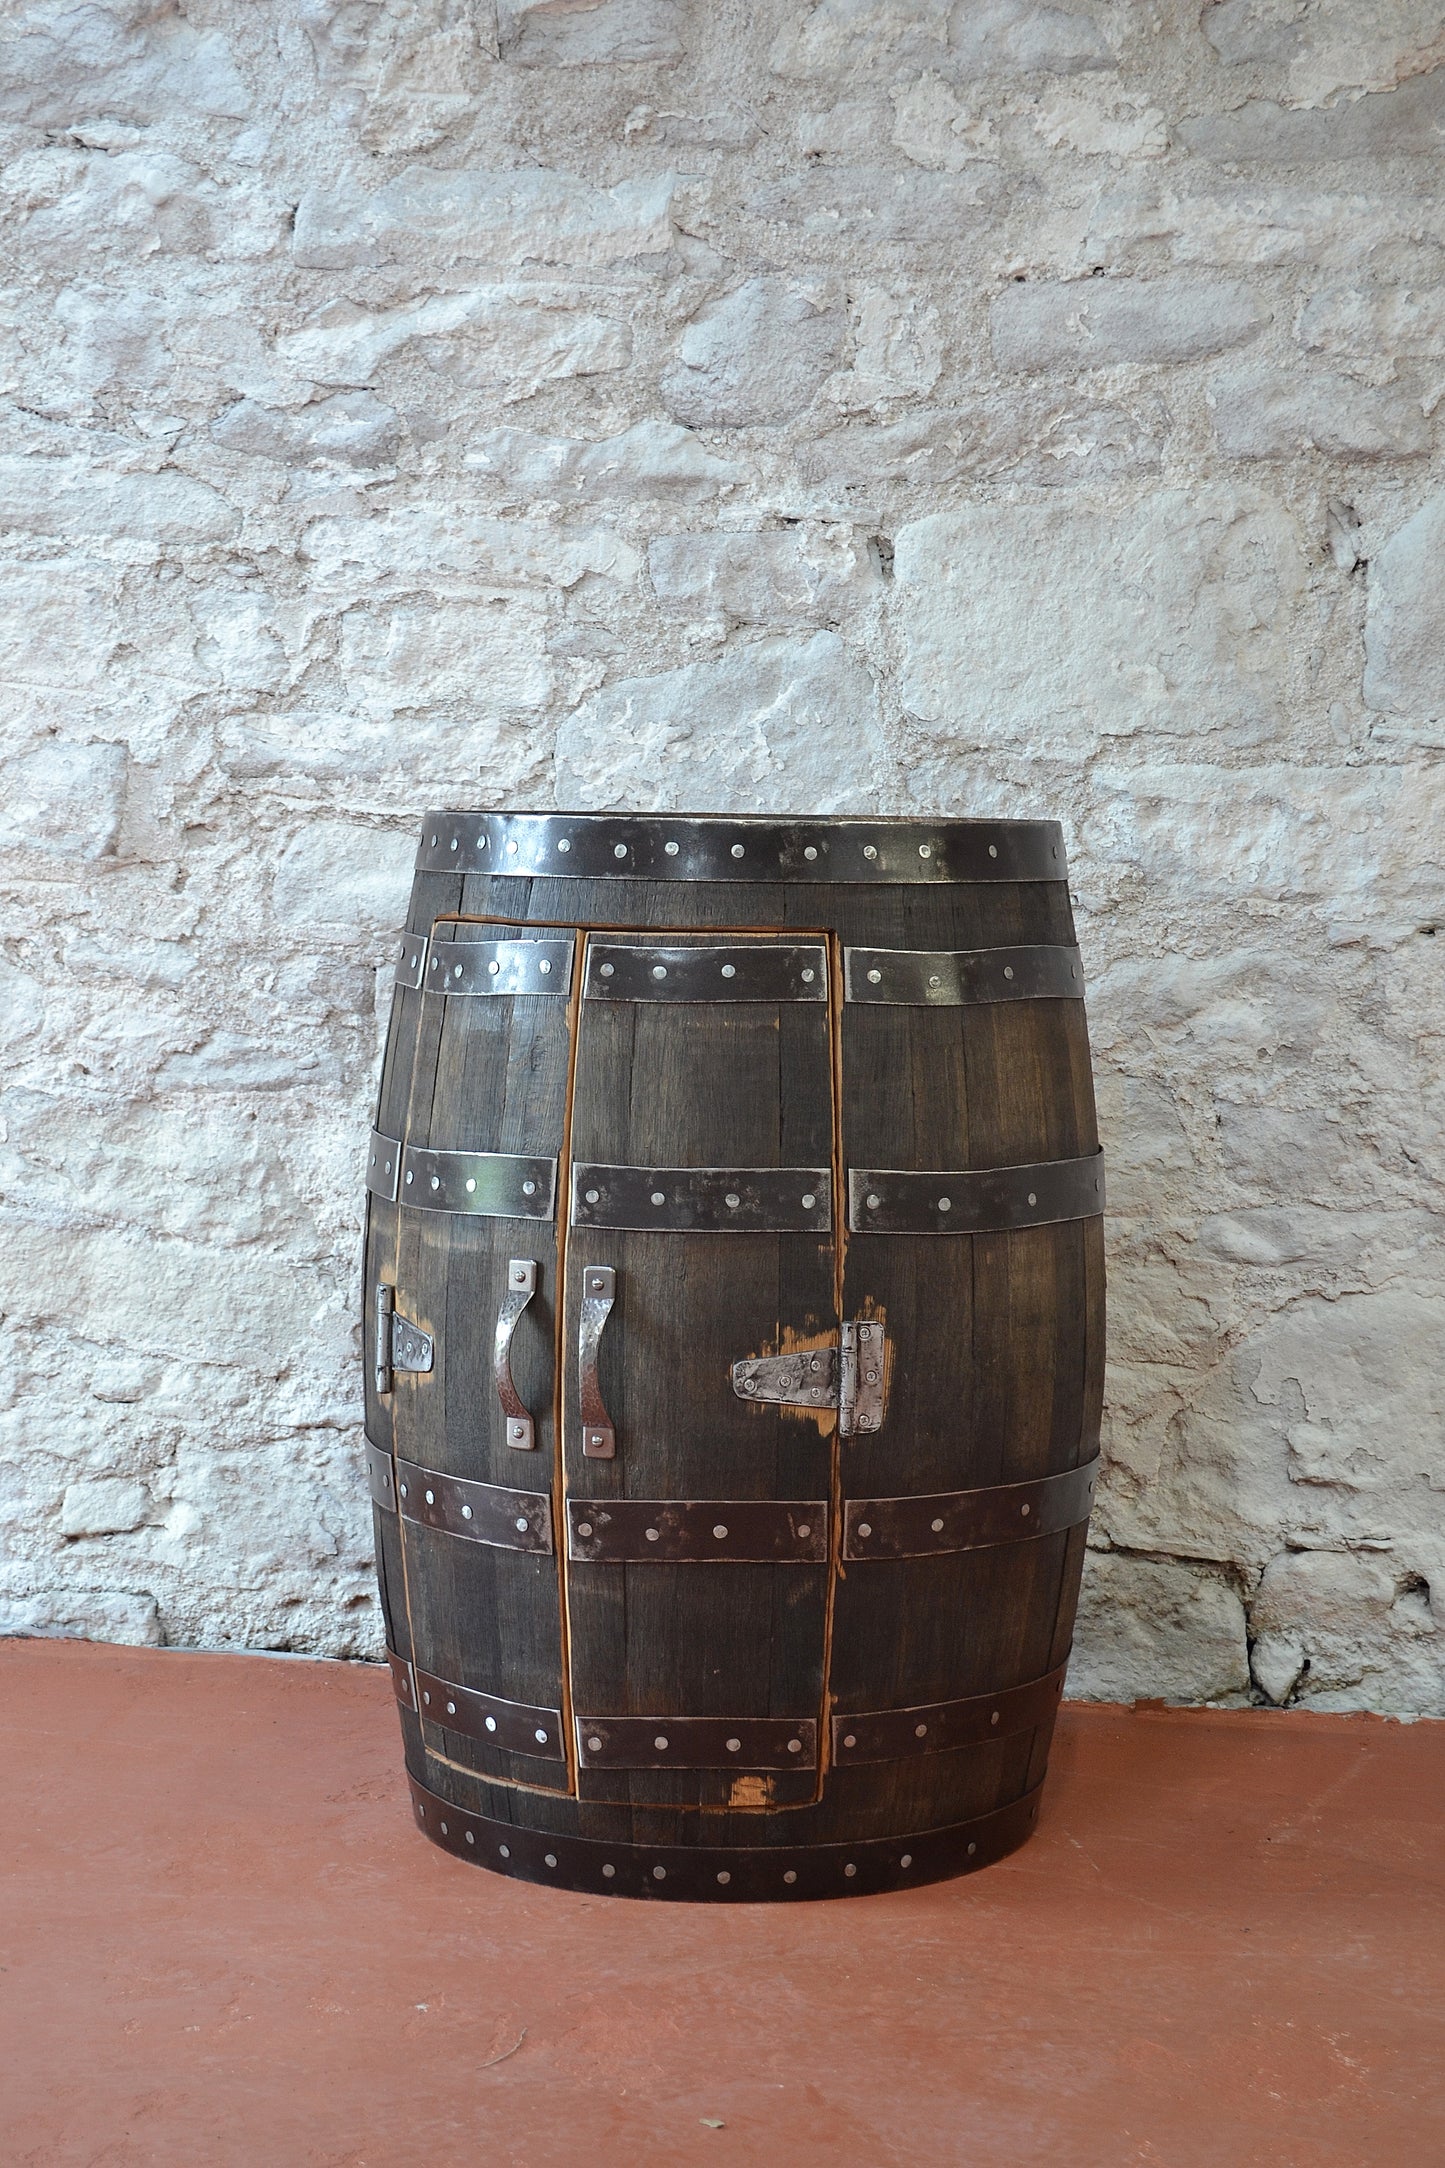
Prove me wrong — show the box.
[731,1321,885,1436]
[375,1282,434,1396]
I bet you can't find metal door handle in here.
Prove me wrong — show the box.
[495,1259,538,1450]
[578,1264,617,1459]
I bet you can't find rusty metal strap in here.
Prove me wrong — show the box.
[848,1150,1104,1235]
[568,1498,827,1563]
[844,943,1084,1005]
[414,812,1067,884]
[407,1773,1044,1899]
[572,1164,832,1235]
[384,1649,564,1760]
[575,1713,817,1771]
[387,1454,553,1554]
[844,1458,1098,1560]
[832,1664,1068,1764]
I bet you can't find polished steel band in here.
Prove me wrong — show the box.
[366,1132,557,1218]
[394,930,428,989]
[370,1446,554,1554]
[845,943,1084,1005]
[365,1440,398,1511]
[832,1663,1067,1763]
[386,1649,565,1760]
[585,941,827,1002]
[572,1163,832,1235]
[415,811,1067,884]
[365,1131,403,1203]
[422,935,573,996]
[576,1713,817,1771]
[408,1774,1043,1898]
[568,1499,828,1563]
[844,1458,1098,1560]
[849,1150,1105,1235]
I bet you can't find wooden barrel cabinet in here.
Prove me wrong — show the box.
[363,812,1104,1901]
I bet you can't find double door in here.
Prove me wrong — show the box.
[366,919,850,1808]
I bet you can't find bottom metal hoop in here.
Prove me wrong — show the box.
[406,1774,1042,1901]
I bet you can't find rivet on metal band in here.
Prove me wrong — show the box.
[400,1145,557,1220]
[394,1455,554,1554]
[574,1713,818,1771]
[572,1164,833,1235]
[584,942,827,1002]
[831,1664,1067,1764]
[843,1457,1098,1560]
[414,812,1067,885]
[366,1129,402,1203]
[424,936,574,998]
[848,1150,1104,1235]
[567,1499,828,1563]
[386,1652,565,1760]
[407,1773,1044,1899]
[844,943,1085,1006]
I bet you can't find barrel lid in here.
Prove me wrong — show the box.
[414,811,1067,884]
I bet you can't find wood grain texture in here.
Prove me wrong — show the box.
[366,838,1104,1869]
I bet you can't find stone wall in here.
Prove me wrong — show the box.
[1,0,1441,1712]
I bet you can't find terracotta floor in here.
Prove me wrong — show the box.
[2,1642,1440,2168]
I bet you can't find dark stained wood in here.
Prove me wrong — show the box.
[392,917,574,1793]
[363,821,1105,1878]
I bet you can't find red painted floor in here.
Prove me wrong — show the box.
[1,1641,1440,2167]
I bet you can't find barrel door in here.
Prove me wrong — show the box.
[562,932,840,1806]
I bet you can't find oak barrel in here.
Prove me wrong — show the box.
[363,811,1104,1901]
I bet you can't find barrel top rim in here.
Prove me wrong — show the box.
[413,810,1068,883]
[421,808,1062,831]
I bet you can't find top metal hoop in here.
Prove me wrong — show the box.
[414,812,1067,885]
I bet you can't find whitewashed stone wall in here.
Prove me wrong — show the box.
[1,0,1441,1713]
